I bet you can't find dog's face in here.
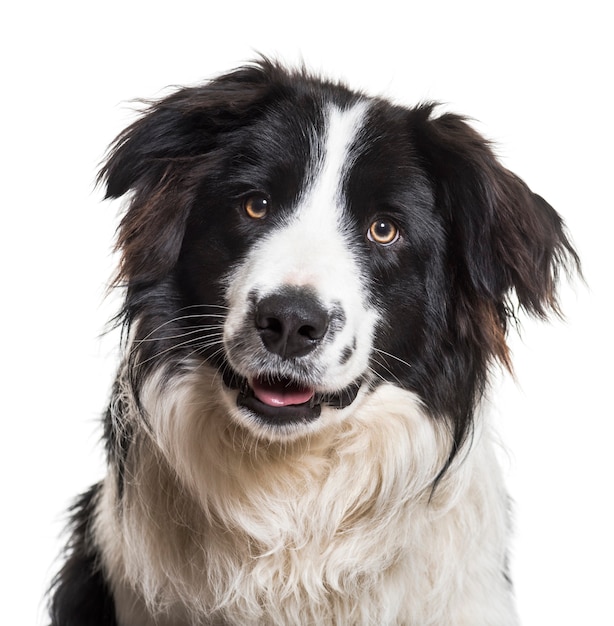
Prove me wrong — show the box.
[103,61,577,449]
[214,100,445,439]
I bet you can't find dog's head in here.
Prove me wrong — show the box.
[102,60,578,456]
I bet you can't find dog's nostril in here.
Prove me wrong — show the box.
[255,289,330,359]
[298,323,320,340]
[259,316,283,335]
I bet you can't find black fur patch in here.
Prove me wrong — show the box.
[48,484,117,626]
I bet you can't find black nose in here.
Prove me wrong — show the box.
[255,289,330,359]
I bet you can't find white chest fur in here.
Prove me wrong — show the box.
[96,371,517,625]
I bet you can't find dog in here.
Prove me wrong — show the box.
[49,60,579,625]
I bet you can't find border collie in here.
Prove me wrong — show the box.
[49,60,579,625]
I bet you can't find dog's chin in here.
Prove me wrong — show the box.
[221,367,362,438]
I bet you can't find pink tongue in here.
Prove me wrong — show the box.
[251,377,315,407]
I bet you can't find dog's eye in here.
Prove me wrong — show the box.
[243,194,270,220]
[367,219,400,246]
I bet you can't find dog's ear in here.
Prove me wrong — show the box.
[410,105,580,366]
[99,63,275,287]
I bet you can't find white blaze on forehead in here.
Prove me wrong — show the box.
[268,101,370,290]
[303,101,369,227]
[227,101,370,296]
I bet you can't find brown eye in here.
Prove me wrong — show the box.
[367,219,400,246]
[243,194,270,220]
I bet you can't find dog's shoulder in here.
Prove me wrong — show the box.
[48,483,117,626]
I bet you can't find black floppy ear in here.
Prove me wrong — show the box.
[98,63,275,287]
[411,105,580,327]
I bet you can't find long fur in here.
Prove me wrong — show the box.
[49,60,579,625]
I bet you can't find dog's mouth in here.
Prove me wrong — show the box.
[239,375,321,424]
[223,369,361,426]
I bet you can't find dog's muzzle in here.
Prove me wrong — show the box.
[223,287,361,426]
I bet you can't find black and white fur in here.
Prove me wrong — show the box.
[49,61,579,625]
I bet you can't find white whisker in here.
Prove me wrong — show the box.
[370,355,404,386]
[134,332,224,368]
[136,314,226,344]
[373,348,412,371]
[134,326,223,344]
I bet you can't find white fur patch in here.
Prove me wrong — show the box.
[97,363,518,625]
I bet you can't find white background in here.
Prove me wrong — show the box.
[2,1,612,624]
